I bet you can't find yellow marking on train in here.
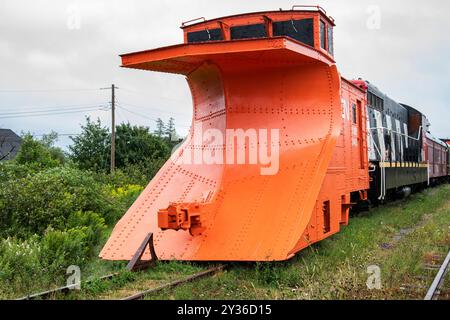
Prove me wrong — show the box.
[378,162,428,168]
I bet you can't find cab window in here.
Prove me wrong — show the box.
[230,23,266,40]
[273,18,314,47]
[327,25,334,55]
[320,20,326,49]
[187,28,223,43]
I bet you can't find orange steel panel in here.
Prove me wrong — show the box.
[100,38,344,262]
[289,79,369,254]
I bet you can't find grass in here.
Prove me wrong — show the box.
[143,184,450,300]
[59,260,205,300]
[12,184,449,300]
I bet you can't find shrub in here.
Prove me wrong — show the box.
[69,118,172,174]
[15,133,62,169]
[0,236,41,284]
[110,185,144,207]
[0,161,37,181]
[0,224,104,296]
[0,166,119,238]
[40,227,90,274]
[66,211,106,252]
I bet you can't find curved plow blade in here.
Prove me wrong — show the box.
[100,38,342,261]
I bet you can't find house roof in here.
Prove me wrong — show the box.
[0,129,21,161]
[0,128,21,141]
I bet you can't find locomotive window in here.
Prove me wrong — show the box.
[187,28,223,43]
[327,25,334,55]
[320,20,326,49]
[230,23,267,40]
[273,18,314,47]
[352,104,357,124]
[368,92,384,111]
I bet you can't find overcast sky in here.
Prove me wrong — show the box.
[0,0,449,149]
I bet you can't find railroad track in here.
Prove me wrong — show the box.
[17,273,118,300]
[16,264,226,300]
[424,249,450,300]
[122,265,226,300]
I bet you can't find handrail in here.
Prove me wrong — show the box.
[368,129,385,200]
[291,5,326,14]
[291,5,335,23]
[181,17,206,28]
[369,126,422,142]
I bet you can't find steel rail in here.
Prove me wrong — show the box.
[122,265,226,300]
[424,249,450,300]
[16,273,118,300]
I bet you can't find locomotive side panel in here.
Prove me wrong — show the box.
[358,84,429,201]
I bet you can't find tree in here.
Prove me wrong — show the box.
[39,131,66,164]
[15,132,63,168]
[165,117,176,141]
[70,117,172,173]
[154,118,165,137]
[69,117,110,172]
[115,122,170,168]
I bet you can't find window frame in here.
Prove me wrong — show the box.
[319,19,327,50]
[352,103,357,124]
[327,24,334,55]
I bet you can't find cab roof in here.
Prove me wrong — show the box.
[180,7,336,29]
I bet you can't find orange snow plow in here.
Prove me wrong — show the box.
[100,9,343,262]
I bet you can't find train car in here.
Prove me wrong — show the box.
[100,6,447,264]
[426,135,449,183]
[440,138,450,177]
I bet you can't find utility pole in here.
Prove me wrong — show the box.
[101,84,117,173]
[111,84,115,173]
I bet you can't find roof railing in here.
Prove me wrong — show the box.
[181,6,335,28]
[291,5,335,23]
[181,17,206,28]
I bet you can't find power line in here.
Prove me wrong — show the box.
[0,88,101,93]
[0,102,107,113]
[120,87,188,103]
[0,107,107,119]
[117,101,191,117]
[32,133,81,137]
[118,105,191,128]
[0,105,107,116]
[117,105,158,121]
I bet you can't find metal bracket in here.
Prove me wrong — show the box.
[126,232,158,272]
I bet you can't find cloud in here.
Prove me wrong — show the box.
[0,0,448,149]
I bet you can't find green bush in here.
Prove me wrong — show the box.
[110,184,144,209]
[0,236,41,284]
[0,166,119,238]
[15,133,62,169]
[0,224,104,296]
[40,227,90,273]
[0,129,168,298]
[92,160,164,189]
[66,211,106,251]
[0,161,37,181]
[69,118,172,174]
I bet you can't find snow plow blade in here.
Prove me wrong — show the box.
[100,37,342,261]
